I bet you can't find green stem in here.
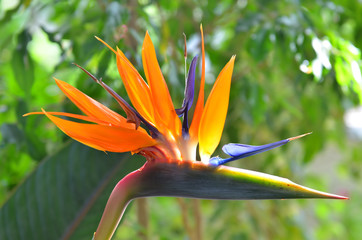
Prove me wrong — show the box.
[192,199,202,240]
[177,198,193,239]
[136,198,149,240]
[93,170,142,240]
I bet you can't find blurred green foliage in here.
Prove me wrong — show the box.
[1,0,362,239]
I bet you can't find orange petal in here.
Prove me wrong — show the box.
[142,32,181,136]
[95,36,156,126]
[116,48,156,125]
[95,36,119,56]
[25,111,108,124]
[54,78,128,127]
[189,24,206,142]
[24,111,140,130]
[198,56,235,162]
[43,110,156,152]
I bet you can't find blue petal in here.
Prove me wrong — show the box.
[222,139,289,158]
[209,156,223,166]
[210,139,289,166]
[210,133,311,166]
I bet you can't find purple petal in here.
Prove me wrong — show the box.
[182,102,190,136]
[175,105,187,116]
[177,55,198,137]
[183,55,198,111]
[176,55,198,115]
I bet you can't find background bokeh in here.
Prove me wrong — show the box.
[1,0,362,239]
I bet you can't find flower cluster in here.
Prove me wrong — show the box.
[26,25,347,240]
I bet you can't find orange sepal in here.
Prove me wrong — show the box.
[54,78,128,127]
[142,32,181,136]
[24,111,142,131]
[198,56,235,162]
[116,48,156,125]
[42,110,156,152]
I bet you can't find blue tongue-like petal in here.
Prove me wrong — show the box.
[209,133,311,166]
[222,139,289,158]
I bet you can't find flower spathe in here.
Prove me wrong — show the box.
[25,25,348,240]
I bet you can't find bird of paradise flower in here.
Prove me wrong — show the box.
[25,25,347,240]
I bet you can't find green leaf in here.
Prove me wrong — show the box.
[0,123,24,146]
[0,141,145,240]
[11,31,35,99]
